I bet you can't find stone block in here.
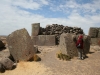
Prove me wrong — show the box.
[91,38,100,46]
[31,36,38,45]
[83,35,91,54]
[45,35,55,46]
[59,33,90,57]
[97,28,100,38]
[7,28,35,61]
[37,35,46,46]
[59,33,78,57]
[31,23,40,36]
[31,35,56,46]
[37,35,55,46]
[88,27,98,38]
[0,58,14,70]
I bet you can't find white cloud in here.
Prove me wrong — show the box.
[0,0,100,35]
[40,0,48,5]
[12,0,40,10]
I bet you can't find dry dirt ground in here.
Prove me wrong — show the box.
[0,45,100,75]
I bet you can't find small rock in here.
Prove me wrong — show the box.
[0,58,14,70]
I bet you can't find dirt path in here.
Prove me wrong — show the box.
[0,46,100,75]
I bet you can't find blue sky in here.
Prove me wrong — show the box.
[0,0,100,35]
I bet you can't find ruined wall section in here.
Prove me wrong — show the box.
[39,24,84,45]
[88,27,100,45]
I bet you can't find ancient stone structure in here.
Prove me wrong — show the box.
[59,33,78,57]
[39,24,84,44]
[88,27,100,45]
[98,28,100,38]
[83,35,91,53]
[59,33,90,57]
[31,35,55,46]
[7,28,35,61]
[31,23,40,36]
[31,23,84,45]
[88,27,98,38]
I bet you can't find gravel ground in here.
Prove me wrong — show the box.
[0,45,100,75]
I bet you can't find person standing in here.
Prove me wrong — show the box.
[76,34,85,60]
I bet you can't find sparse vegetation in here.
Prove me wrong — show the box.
[56,50,71,61]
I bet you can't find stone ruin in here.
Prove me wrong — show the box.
[31,23,90,58]
[0,23,91,72]
[88,27,100,46]
[31,23,84,45]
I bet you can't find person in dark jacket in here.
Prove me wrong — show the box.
[76,34,85,60]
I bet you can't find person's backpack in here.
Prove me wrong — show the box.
[76,35,83,48]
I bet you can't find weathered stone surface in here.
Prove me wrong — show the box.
[88,27,98,38]
[91,38,100,46]
[0,58,14,70]
[37,35,46,46]
[37,35,55,46]
[59,33,90,57]
[7,28,35,61]
[97,28,100,38]
[31,23,40,36]
[39,24,84,44]
[45,35,55,46]
[0,40,5,48]
[59,33,78,57]
[0,50,10,60]
[31,36,38,45]
[31,35,55,46]
[83,35,91,54]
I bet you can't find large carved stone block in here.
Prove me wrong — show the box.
[59,33,78,57]
[7,28,35,61]
[83,35,91,53]
[88,27,98,38]
[31,23,40,36]
[59,33,90,57]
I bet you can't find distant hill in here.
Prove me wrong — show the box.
[0,35,7,38]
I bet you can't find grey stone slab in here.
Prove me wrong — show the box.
[31,23,40,36]
[45,35,55,46]
[59,33,78,57]
[7,28,35,61]
[59,33,90,57]
[88,27,98,38]
[0,58,14,70]
[32,35,56,46]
